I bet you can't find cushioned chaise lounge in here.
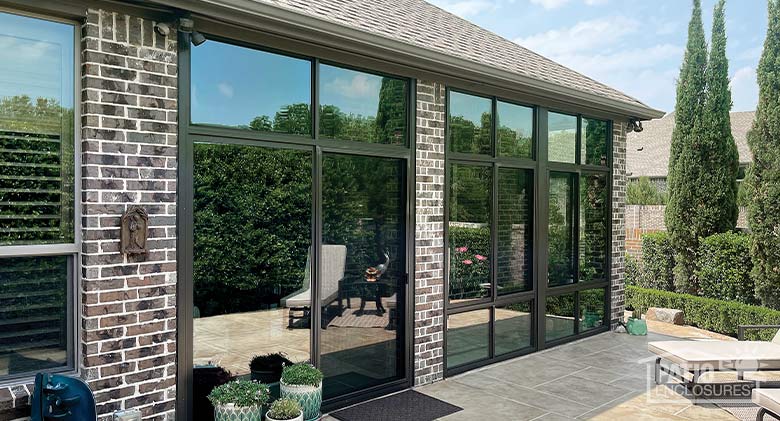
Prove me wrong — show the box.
[752,388,780,420]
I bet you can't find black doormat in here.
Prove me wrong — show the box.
[329,390,463,421]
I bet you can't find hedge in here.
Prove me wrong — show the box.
[625,285,780,340]
[640,232,675,291]
[696,232,755,305]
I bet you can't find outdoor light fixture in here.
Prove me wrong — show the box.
[627,118,644,133]
[153,22,171,37]
[178,17,207,46]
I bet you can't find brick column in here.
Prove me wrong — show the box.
[81,9,177,419]
[610,121,627,328]
[413,80,446,385]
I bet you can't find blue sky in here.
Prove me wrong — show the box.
[429,0,768,113]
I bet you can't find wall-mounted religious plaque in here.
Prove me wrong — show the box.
[121,206,149,255]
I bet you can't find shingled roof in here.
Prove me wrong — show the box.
[243,0,657,114]
[626,111,755,178]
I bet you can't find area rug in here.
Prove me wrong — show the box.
[327,308,388,328]
[716,402,765,421]
[329,390,462,421]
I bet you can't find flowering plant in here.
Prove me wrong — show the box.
[449,226,490,300]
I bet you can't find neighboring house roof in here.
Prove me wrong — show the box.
[165,0,664,119]
[626,111,755,178]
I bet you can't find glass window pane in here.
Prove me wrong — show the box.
[548,112,576,163]
[497,101,533,158]
[495,301,533,356]
[546,293,575,342]
[447,310,489,368]
[580,173,608,283]
[448,91,492,154]
[497,168,532,295]
[0,13,75,245]
[193,143,312,413]
[449,164,491,303]
[0,255,70,377]
[321,154,406,399]
[548,172,575,287]
[583,118,608,166]
[191,40,312,135]
[319,64,407,145]
[579,289,606,332]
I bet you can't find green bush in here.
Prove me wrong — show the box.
[207,380,270,407]
[625,254,642,287]
[625,286,780,340]
[267,398,302,420]
[627,177,668,205]
[696,232,756,305]
[281,363,323,387]
[448,225,490,300]
[640,232,675,291]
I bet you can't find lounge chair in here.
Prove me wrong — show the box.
[752,388,780,420]
[649,324,780,389]
[280,245,347,329]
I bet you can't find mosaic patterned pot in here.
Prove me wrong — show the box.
[280,381,322,421]
[213,403,263,421]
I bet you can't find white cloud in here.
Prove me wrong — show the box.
[584,0,609,5]
[730,66,758,112]
[514,16,640,56]
[217,82,234,98]
[529,0,570,10]
[323,74,380,99]
[428,0,498,17]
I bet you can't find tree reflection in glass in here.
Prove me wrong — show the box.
[448,91,492,155]
[579,173,608,283]
[548,172,575,286]
[497,101,533,158]
[548,112,576,163]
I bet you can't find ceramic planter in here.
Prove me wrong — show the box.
[213,403,264,421]
[626,317,648,336]
[280,381,322,421]
[265,412,304,421]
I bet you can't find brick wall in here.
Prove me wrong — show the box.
[81,9,178,420]
[413,80,446,386]
[610,122,627,328]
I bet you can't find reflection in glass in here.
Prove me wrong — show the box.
[193,143,312,418]
[495,301,533,356]
[583,118,608,166]
[579,289,606,332]
[319,64,407,145]
[580,173,608,283]
[191,40,312,135]
[548,172,575,286]
[497,169,532,294]
[321,154,405,399]
[497,101,533,158]
[0,255,69,376]
[447,310,489,368]
[546,293,575,342]
[0,12,75,245]
[548,112,576,163]
[449,164,491,302]
[448,91,492,154]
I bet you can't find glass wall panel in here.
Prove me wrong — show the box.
[191,40,312,135]
[193,143,312,418]
[548,172,575,287]
[578,289,606,332]
[448,164,492,303]
[0,255,69,377]
[497,168,532,295]
[548,112,576,163]
[319,64,407,145]
[497,101,533,158]
[0,12,75,245]
[447,309,489,368]
[545,293,575,341]
[321,154,406,399]
[580,173,608,283]
[582,118,608,166]
[495,301,533,356]
[448,91,492,155]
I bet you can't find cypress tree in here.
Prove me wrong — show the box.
[665,0,708,293]
[748,0,780,308]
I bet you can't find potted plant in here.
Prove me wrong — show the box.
[266,398,303,421]
[626,307,647,336]
[280,363,323,421]
[207,380,270,421]
[193,364,232,420]
[249,353,293,384]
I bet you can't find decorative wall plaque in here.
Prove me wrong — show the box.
[121,206,149,255]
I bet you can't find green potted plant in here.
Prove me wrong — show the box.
[249,353,293,384]
[280,363,323,421]
[626,307,647,336]
[207,380,270,421]
[266,398,303,421]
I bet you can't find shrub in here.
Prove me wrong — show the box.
[267,398,302,420]
[696,232,756,305]
[627,177,667,205]
[448,225,490,300]
[625,254,642,286]
[281,363,323,387]
[207,380,270,407]
[625,286,780,341]
[249,353,293,375]
[640,232,675,291]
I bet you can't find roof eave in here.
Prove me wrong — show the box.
[153,0,665,120]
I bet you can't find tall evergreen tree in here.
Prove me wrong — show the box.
[665,0,708,293]
[747,0,780,308]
